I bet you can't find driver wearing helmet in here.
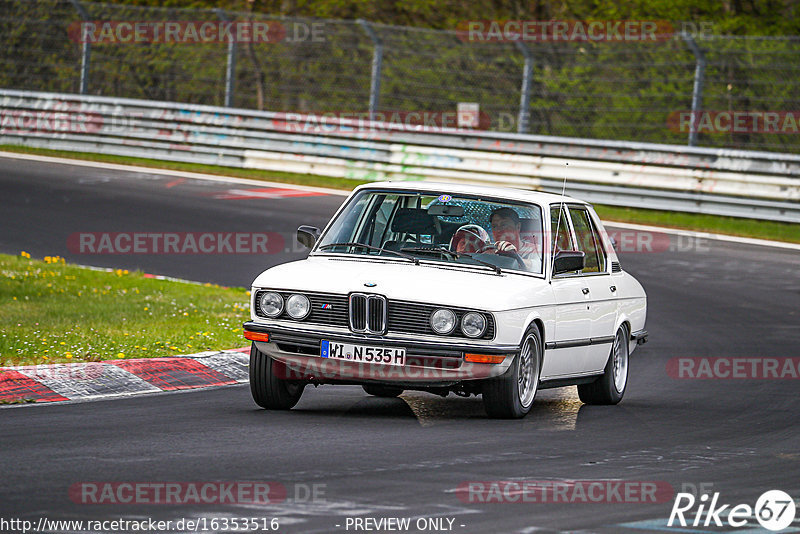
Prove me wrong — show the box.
[490,207,538,261]
[450,224,491,254]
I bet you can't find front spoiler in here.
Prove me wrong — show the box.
[244,321,516,384]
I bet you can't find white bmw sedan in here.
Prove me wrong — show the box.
[244,182,647,418]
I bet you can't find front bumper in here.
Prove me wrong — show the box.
[243,321,517,385]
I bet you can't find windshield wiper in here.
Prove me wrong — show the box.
[400,246,460,259]
[318,242,419,265]
[456,252,503,275]
[401,246,502,275]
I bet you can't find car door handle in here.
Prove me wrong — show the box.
[609,285,617,292]
[581,287,590,295]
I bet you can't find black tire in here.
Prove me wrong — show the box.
[482,325,542,419]
[362,384,404,397]
[578,325,629,405]
[249,343,305,410]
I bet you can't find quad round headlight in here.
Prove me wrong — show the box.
[286,294,311,319]
[461,312,487,338]
[430,308,456,335]
[258,291,284,318]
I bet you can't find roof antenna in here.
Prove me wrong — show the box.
[550,162,569,281]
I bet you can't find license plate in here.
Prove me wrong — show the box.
[320,340,406,366]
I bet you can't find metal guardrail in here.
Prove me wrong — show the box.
[2,89,799,223]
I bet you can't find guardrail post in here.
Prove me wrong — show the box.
[215,9,237,107]
[515,42,533,134]
[68,0,91,94]
[357,19,383,121]
[682,32,706,147]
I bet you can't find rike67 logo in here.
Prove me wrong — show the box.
[668,490,796,531]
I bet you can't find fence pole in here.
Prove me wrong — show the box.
[682,32,706,147]
[515,42,533,134]
[215,9,237,107]
[357,19,383,121]
[68,0,91,94]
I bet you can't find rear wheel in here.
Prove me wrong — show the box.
[362,384,404,397]
[578,325,629,405]
[249,343,305,410]
[482,326,541,419]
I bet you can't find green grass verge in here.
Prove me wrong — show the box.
[0,252,250,367]
[594,205,800,244]
[3,144,799,244]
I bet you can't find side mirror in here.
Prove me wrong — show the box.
[297,225,321,249]
[553,250,585,275]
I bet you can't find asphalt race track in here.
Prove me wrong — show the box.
[1,155,799,534]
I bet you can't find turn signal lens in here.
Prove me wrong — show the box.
[244,330,270,342]
[465,353,505,364]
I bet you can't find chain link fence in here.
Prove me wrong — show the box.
[2,0,800,153]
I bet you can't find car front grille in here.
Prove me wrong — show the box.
[254,290,493,340]
[349,293,387,334]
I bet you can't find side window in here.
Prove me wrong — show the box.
[569,207,606,273]
[589,214,607,273]
[370,196,398,247]
[550,205,573,257]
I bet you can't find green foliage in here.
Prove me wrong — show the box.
[1,0,799,152]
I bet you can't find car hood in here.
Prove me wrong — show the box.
[252,256,548,311]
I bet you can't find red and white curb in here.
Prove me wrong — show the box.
[0,348,251,405]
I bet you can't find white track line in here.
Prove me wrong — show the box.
[2,151,798,250]
[604,220,800,251]
[0,151,349,196]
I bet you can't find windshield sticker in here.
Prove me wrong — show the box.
[437,194,452,202]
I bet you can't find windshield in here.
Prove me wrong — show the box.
[315,189,544,274]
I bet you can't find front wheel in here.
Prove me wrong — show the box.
[482,326,542,419]
[578,325,629,405]
[249,343,305,410]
